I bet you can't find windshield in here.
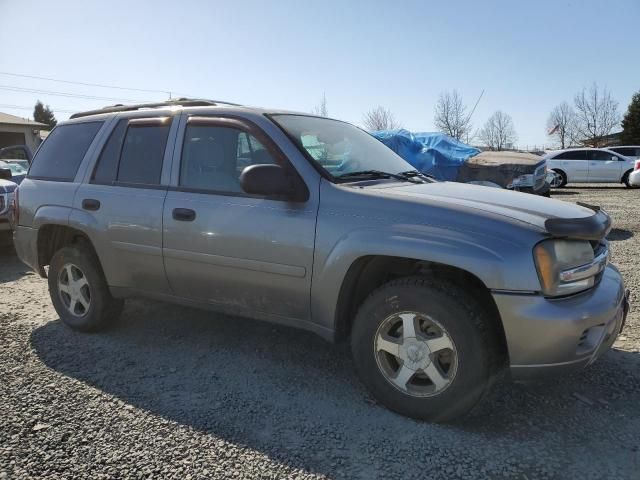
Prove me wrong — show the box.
[272,115,414,181]
[0,161,27,175]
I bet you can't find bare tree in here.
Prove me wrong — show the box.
[362,106,401,131]
[573,83,620,147]
[312,93,328,117]
[434,90,472,140]
[547,101,577,149]
[478,111,517,151]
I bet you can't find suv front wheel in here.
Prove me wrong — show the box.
[48,242,124,332]
[351,276,497,422]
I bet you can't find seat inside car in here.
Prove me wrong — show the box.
[182,136,242,192]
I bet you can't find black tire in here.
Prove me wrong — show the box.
[552,169,567,188]
[622,170,635,188]
[48,241,124,332]
[0,232,13,249]
[351,276,497,422]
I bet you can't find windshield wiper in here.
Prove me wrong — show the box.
[337,170,422,183]
[398,170,437,181]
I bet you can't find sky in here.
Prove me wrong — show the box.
[1,0,638,148]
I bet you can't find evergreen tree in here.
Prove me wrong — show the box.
[620,91,640,144]
[33,100,57,130]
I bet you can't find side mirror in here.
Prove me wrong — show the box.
[0,168,12,181]
[240,164,307,201]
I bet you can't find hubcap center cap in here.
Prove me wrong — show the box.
[402,339,431,370]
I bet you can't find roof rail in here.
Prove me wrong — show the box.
[69,98,241,119]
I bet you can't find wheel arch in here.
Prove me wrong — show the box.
[333,255,509,365]
[551,168,567,184]
[36,224,101,277]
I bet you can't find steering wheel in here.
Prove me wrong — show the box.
[336,157,361,173]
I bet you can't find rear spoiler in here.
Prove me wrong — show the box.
[544,203,612,241]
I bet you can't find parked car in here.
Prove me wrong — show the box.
[628,159,640,187]
[0,160,28,184]
[608,146,640,161]
[13,99,629,422]
[544,148,636,187]
[0,177,17,239]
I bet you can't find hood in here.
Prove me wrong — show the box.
[0,178,17,192]
[373,181,597,234]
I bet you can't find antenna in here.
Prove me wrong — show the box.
[466,89,484,124]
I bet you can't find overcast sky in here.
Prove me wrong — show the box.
[1,0,638,147]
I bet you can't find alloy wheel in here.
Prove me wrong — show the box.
[374,312,458,397]
[58,263,91,317]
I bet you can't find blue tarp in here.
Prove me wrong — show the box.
[371,130,480,181]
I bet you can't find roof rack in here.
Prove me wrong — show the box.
[69,98,241,119]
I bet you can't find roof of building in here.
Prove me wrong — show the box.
[0,111,48,128]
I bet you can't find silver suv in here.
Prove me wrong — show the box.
[13,99,630,421]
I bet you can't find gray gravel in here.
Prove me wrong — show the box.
[1,184,639,479]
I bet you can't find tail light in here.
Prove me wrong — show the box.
[9,186,18,228]
[635,160,640,171]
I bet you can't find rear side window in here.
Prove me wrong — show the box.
[29,122,103,181]
[92,120,128,184]
[117,121,171,185]
[554,150,586,160]
[90,118,172,186]
[587,150,616,161]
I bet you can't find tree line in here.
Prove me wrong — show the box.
[312,85,640,150]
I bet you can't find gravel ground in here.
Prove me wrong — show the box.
[1,184,638,479]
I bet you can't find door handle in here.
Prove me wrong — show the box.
[172,208,196,221]
[82,198,101,211]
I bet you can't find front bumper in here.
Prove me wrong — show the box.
[493,265,629,379]
[517,182,550,197]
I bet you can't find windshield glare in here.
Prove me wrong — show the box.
[272,115,413,180]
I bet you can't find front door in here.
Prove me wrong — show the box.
[553,150,589,182]
[587,150,623,182]
[162,115,318,321]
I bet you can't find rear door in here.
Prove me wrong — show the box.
[550,150,588,182]
[71,115,178,294]
[162,115,318,321]
[587,150,623,182]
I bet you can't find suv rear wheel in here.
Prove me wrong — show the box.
[351,276,496,422]
[48,242,124,332]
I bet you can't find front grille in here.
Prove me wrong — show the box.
[0,194,6,214]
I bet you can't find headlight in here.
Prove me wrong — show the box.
[533,239,607,296]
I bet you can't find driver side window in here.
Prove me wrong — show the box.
[179,125,276,194]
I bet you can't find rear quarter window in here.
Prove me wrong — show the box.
[553,151,586,160]
[28,121,103,181]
